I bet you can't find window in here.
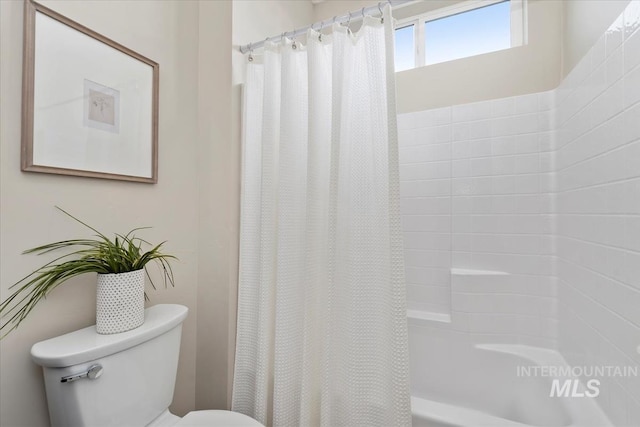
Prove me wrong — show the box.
[394,0,526,71]
[395,24,415,72]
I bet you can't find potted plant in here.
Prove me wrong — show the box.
[0,207,176,337]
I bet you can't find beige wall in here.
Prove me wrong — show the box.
[0,0,232,425]
[313,0,373,22]
[232,0,314,50]
[314,0,457,22]
[196,0,234,413]
[562,0,630,76]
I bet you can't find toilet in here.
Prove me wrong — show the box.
[31,304,262,427]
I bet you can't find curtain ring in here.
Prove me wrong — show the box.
[361,7,366,18]
[345,11,353,35]
[378,2,384,23]
[247,42,254,62]
[318,20,324,41]
[291,28,297,49]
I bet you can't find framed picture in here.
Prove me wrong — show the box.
[21,0,159,183]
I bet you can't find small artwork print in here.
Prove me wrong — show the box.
[84,79,120,133]
[89,89,115,125]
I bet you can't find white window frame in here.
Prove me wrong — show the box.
[395,0,527,69]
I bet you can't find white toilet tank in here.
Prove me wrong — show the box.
[31,304,189,427]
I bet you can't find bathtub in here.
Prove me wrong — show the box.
[409,331,612,427]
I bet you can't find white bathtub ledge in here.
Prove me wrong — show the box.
[411,396,528,427]
[474,344,613,427]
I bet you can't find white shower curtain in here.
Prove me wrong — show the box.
[232,5,410,426]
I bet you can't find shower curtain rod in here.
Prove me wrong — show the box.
[238,0,415,54]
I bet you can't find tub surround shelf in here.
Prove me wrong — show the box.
[405,269,511,324]
[407,310,452,323]
[451,268,510,277]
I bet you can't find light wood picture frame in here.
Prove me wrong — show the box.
[22,0,159,183]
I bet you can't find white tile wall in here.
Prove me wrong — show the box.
[556,2,640,424]
[450,92,556,349]
[399,107,453,315]
[398,2,640,423]
[398,91,557,347]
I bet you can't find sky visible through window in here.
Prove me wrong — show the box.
[425,1,511,65]
[394,0,512,70]
[395,24,415,71]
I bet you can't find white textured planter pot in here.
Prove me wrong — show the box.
[96,269,145,334]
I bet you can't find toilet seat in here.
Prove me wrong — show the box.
[175,410,264,426]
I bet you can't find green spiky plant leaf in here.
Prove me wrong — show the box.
[0,207,176,337]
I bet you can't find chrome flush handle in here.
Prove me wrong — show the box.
[60,364,103,383]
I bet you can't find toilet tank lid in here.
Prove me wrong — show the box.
[31,304,188,368]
